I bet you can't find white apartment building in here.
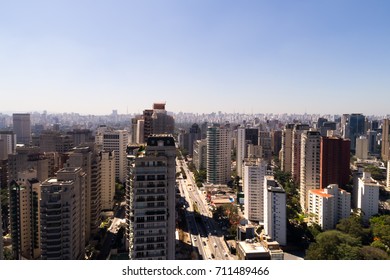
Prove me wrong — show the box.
[127,135,176,260]
[243,158,267,223]
[264,176,286,246]
[207,125,232,184]
[300,130,321,213]
[356,172,380,221]
[308,184,351,230]
[100,150,115,210]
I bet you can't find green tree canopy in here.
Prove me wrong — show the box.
[305,230,362,260]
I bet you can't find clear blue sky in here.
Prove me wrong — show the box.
[1,0,389,115]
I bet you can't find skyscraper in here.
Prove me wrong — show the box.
[0,131,17,160]
[291,124,309,183]
[300,130,321,212]
[40,167,86,260]
[348,113,365,152]
[243,158,267,223]
[188,123,202,156]
[142,103,175,142]
[98,129,129,182]
[13,113,31,145]
[66,145,102,240]
[207,124,232,184]
[100,150,115,210]
[9,170,41,259]
[320,137,350,189]
[236,127,258,177]
[381,119,390,161]
[280,124,295,173]
[264,176,286,246]
[127,135,176,260]
[0,190,3,260]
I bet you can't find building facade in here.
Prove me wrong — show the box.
[207,124,232,184]
[308,184,351,230]
[300,130,321,213]
[9,170,41,259]
[127,135,176,260]
[40,167,86,260]
[243,158,267,223]
[100,150,115,210]
[13,113,31,145]
[355,172,380,221]
[264,176,286,246]
[291,124,309,183]
[280,124,294,173]
[320,137,350,189]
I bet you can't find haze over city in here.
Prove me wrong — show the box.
[1,0,389,115]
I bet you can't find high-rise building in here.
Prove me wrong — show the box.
[237,127,258,177]
[280,124,295,173]
[100,150,115,210]
[9,170,41,259]
[381,119,390,161]
[136,119,145,144]
[66,145,101,240]
[355,172,379,221]
[367,130,378,155]
[142,103,175,142]
[207,124,232,184]
[387,161,390,190]
[348,113,365,152]
[355,136,368,159]
[40,167,86,260]
[7,147,50,184]
[0,189,3,260]
[193,139,207,171]
[264,176,286,246]
[271,130,282,157]
[258,131,272,162]
[0,131,17,160]
[38,131,74,153]
[98,129,128,182]
[127,135,176,260]
[291,124,310,183]
[308,184,351,230]
[187,123,202,156]
[320,137,350,189]
[300,130,321,212]
[67,129,93,147]
[13,113,31,145]
[243,158,267,223]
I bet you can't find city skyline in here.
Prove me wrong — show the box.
[1,1,389,115]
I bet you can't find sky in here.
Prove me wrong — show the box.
[0,0,389,116]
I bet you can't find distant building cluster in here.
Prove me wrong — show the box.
[0,108,389,260]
